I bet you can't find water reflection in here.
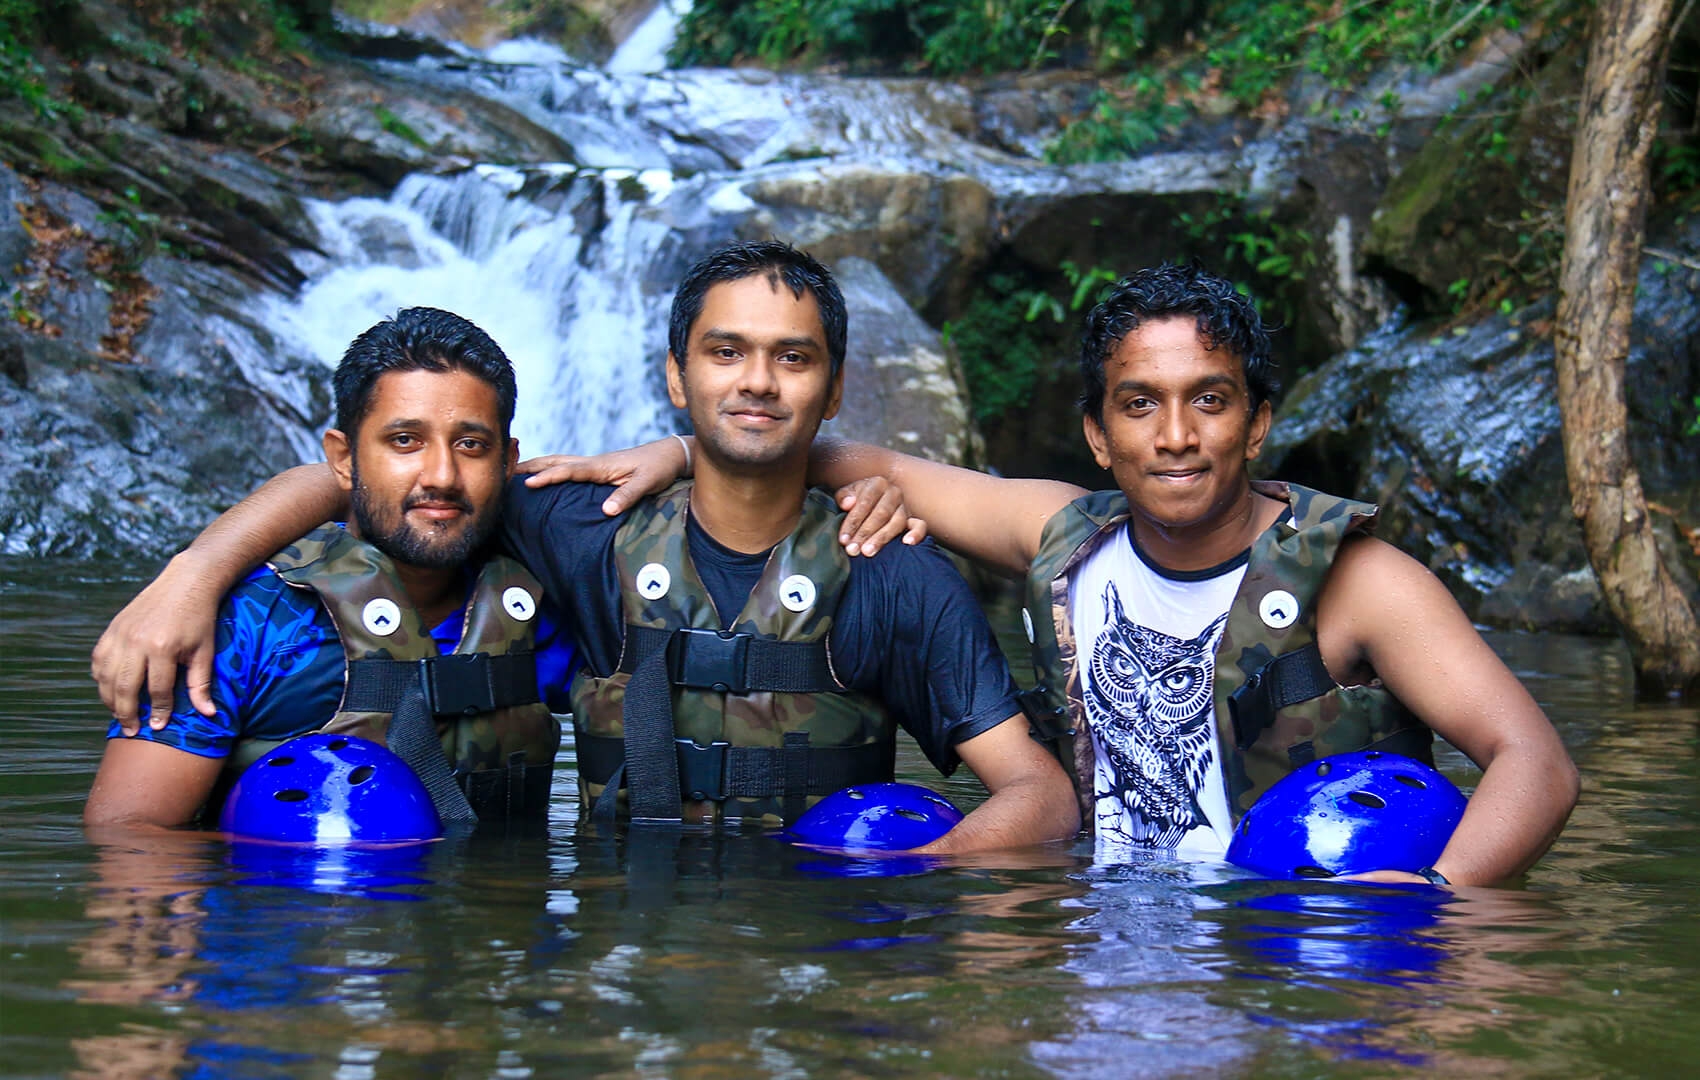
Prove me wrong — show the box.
[15,565,1700,1078]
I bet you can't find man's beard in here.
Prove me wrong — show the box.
[350,464,504,571]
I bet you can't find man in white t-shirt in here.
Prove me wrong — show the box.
[540,263,1577,883]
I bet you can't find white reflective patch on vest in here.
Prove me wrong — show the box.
[636,563,671,600]
[779,574,817,613]
[362,597,402,637]
[502,586,537,622]
[1022,607,1036,643]
[1259,589,1300,630]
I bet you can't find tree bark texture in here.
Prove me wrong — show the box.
[1554,0,1700,697]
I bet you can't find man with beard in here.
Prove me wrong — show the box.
[89,244,1079,852]
[85,308,575,828]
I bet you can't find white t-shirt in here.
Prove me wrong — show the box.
[1067,524,1248,860]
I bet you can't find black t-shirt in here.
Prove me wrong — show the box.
[497,478,1021,775]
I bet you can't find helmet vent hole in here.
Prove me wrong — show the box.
[348,765,376,785]
[1348,791,1386,809]
[1394,774,1427,789]
[328,738,350,751]
[267,756,294,767]
[895,809,928,822]
[1295,865,1337,879]
[1315,761,1332,777]
[1365,751,1383,759]
[274,789,310,803]
[847,789,866,800]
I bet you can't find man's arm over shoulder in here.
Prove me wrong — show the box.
[1319,536,1579,886]
[84,580,263,829]
[92,464,348,731]
[811,439,1085,578]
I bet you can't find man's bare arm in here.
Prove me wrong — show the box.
[92,464,347,731]
[84,739,226,829]
[1320,538,1579,886]
[913,716,1081,854]
[810,439,1085,578]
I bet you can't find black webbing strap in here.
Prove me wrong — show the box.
[386,685,478,823]
[618,645,684,822]
[782,731,809,823]
[346,653,539,717]
[576,733,894,803]
[592,625,847,824]
[619,626,840,694]
[1226,642,1337,751]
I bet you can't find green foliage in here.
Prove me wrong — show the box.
[948,260,1121,423]
[1688,395,1700,438]
[0,0,72,118]
[670,0,1181,75]
[95,185,171,268]
[1172,195,1316,334]
[1051,0,1560,162]
[373,104,429,149]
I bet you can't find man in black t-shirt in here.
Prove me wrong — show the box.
[90,247,1080,853]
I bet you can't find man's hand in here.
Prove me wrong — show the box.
[833,476,925,557]
[91,553,221,734]
[1339,870,1445,887]
[519,437,929,556]
[519,435,692,515]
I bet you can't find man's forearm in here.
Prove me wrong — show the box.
[176,464,347,588]
[917,774,1081,855]
[1433,737,1579,886]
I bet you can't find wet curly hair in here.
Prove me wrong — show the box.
[1076,262,1278,423]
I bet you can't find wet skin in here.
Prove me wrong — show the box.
[1082,316,1278,574]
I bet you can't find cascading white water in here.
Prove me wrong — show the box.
[260,164,684,457]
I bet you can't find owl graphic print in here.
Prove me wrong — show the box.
[1068,526,1247,857]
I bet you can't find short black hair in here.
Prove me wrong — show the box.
[1076,262,1278,422]
[332,307,518,438]
[668,241,847,377]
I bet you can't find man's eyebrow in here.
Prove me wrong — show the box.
[698,328,824,351]
[375,417,498,438]
[1110,373,1242,396]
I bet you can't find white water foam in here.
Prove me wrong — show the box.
[261,167,679,458]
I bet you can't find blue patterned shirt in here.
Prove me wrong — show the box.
[106,562,577,757]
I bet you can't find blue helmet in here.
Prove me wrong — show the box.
[787,782,963,852]
[1226,751,1466,880]
[220,734,443,846]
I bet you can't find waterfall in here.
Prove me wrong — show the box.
[607,0,691,75]
[260,165,685,458]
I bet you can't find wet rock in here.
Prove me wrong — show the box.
[823,257,981,467]
[0,164,329,558]
[1260,219,1700,631]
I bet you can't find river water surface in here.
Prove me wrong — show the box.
[4,560,1698,1078]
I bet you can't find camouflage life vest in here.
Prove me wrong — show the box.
[1021,480,1431,825]
[228,525,562,819]
[571,482,896,826]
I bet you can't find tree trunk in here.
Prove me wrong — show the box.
[1554,0,1700,698]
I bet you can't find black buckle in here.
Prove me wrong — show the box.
[667,628,751,693]
[676,739,730,801]
[422,653,496,717]
[1227,670,1270,751]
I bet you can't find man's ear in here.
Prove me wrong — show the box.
[323,429,355,491]
[665,351,687,410]
[1082,412,1112,469]
[506,437,520,473]
[1245,399,1273,461]
[821,365,844,422]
